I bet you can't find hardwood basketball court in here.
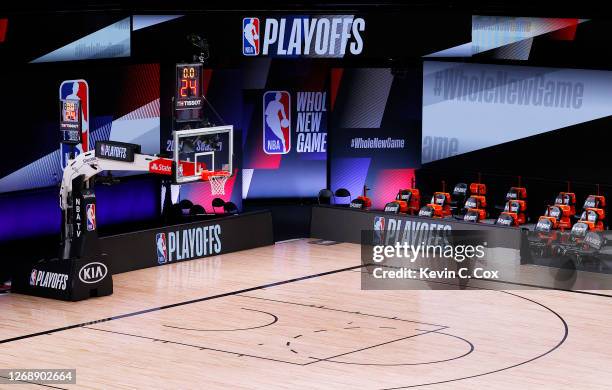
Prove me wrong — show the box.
[1,239,611,389]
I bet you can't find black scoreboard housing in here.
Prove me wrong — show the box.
[175,63,204,122]
[60,98,82,145]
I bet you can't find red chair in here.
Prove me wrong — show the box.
[464,208,486,223]
[579,208,605,231]
[544,205,572,230]
[583,195,606,210]
[506,187,527,201]
[469,183,487,196]
[502,199,527,225]
[555,192,576,217]
[394,188,421,215]
[419,204,445,218]
[430,192,452,217]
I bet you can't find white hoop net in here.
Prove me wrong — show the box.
[208,174,229,195]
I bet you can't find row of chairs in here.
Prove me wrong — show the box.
[169,198,239,218]
[536,194,607,233]
[318,188,352,205]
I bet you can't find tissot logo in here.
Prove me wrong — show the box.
[243,16,365,57]
[79,262,108,284]
[163,224,222,263]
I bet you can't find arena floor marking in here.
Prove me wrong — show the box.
[29,270,568,389]
[4,239,611,389]
[80,293,463,367]
[0,264,364,345]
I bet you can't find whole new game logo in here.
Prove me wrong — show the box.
[154,225,222,264]
[263,91,328,155]
[242,16,365,57]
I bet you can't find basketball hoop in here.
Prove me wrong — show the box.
[201,170,231,195]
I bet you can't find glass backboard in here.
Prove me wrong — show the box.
[173,126,233,184]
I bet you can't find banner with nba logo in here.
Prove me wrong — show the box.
[243,62,329,199]
[59,80,90,168]
[243,17,260,56]
[86,204,96,231]
[263,91,291,154]
[262,90,328,156]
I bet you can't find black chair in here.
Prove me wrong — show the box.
[178,199,193,214]
[318,189,333,205]
[189,204,206,215]
[334,188,351,205]
[223,202,239,215]
[212,198,225,213]
[169,204,184,221]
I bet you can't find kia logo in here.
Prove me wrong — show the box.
[79,262,108,284]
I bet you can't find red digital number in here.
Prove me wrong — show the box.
[180,79,188,97]
[189,79,198,96]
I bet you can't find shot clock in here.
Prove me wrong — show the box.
[175,63,203,122]
[60,99,82,145]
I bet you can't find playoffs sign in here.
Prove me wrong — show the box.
[243,16,365,57]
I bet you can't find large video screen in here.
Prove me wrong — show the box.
[242,61,328,198]
[329,67,421,209]
[422,61,612,164]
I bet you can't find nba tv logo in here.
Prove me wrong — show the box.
[156,233,168,264]
[263,91,291,154]
[86,204,96,231]
[243,18,260,56]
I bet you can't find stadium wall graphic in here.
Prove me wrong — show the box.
[422,61,612,164]
[329,67,422,209]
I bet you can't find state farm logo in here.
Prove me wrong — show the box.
[149,159,173,175]
[79,262,108,284]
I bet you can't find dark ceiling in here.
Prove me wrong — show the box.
[0,1,604,18]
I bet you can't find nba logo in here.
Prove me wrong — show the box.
[86,204,96,231]
[263,91,291,154]
[373,216,385,244]
[30,269,37,286]
[156,233,168,264]
[59,80,89,168]
[243,18,260,56]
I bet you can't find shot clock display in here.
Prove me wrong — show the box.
[175,63,203,121]
[60,99,82,145]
